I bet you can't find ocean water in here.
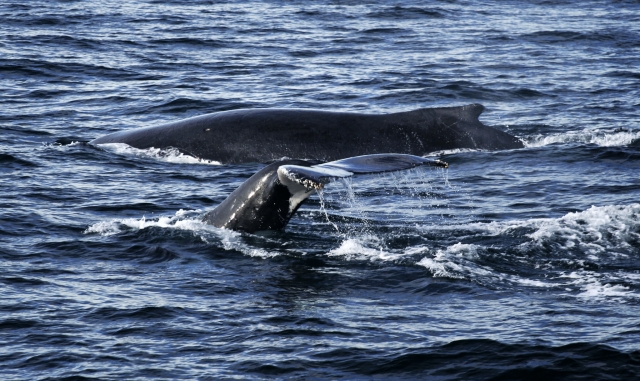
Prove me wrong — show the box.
[2,0,640,379]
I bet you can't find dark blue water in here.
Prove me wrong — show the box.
[2,0,640,379]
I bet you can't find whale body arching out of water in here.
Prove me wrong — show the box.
[91,104,523,164]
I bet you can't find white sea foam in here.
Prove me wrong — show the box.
[417,204,640,257]
[560,271,634,300]
[85,202,640,300]
[84,209,206,236]
[84,220,124,236]
[216,229,281,258]
[414,203,640,301]
[97,143,222,165]
[525,128,640,148]
[525,204,640,256]
[416,243,492,280]
[327,236,408,261]
[416,241,565,287]
[577,282,632,298]
[84,209,282,258]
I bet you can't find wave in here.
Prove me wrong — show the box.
[416,203,640,302]
[294,195,640,302]
[328,236,415,262]
[85,185,640,301]
[0,153,38,168]
[84,209,282,258]
[336,339,640,379]
[525,204,640,256]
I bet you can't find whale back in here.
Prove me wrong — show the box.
[91,105,523,163]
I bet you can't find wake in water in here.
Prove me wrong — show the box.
[416,203,640,301]
[84,209,284,258]
[84,158,640,303]
[525,127,640,148]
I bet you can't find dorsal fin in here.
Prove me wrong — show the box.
[458,103,485,123]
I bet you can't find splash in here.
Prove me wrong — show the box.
[316,188,341,234]
[328,236,406,261]
[317,167,450,236]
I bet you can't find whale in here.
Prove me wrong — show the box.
[91,104,523,164]
[203,154,448,232]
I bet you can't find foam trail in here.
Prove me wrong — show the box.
[525,128,640,148]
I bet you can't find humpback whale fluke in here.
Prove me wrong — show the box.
[203,154,448,233]
[91,105,523,164]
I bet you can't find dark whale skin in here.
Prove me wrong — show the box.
[202,159,311,232]
[91,104,523,163]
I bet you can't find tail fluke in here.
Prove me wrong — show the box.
[278,154,448,190]
[206,154,448,233]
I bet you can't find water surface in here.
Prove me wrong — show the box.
[2,0,640,379]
